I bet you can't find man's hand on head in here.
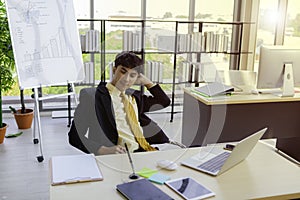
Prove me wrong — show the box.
[135,73,154,89]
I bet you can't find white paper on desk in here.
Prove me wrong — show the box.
[51,154,103,186]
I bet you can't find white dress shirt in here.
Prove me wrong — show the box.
[106,83,139,152]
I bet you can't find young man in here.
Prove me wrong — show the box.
[68,51,170,155]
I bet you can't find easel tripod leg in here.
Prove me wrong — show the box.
[33,102,39,144]
[33,88,44,162]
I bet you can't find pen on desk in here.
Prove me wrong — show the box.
[124,143,139,179]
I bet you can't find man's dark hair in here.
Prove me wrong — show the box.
[114,51,143,73]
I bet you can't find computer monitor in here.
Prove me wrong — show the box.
[257,45,300,97]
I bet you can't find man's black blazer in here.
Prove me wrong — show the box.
[68,82,170,154]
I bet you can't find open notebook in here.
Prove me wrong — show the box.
[195,82,234,97]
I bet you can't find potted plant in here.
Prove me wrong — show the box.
[0,0,15,143]
[9,89,34,129]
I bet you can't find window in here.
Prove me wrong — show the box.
[254,0,279,72]
[146,0,189,19]
[195,0,234,71]
[284,0,300,47]
[94,0,141,19]
[254,0,300,72]
[7,0,288,110]
[195,0,234,22]
[74,0,90,19]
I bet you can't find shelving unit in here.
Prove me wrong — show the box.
[76,19,253,122]
[77,19,145,82]
[170,21,253,122]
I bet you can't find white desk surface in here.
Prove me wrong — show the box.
[184,88,300,105]
[50,141,300,200]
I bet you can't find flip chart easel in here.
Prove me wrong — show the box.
[5,0,84,162]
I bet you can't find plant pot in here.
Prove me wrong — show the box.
[14,109,34,129]
[0,123,7,144]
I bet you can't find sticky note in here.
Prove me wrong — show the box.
[137,167,158,178]
[148,173,170,184]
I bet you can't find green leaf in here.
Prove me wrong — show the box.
[5,131,23,138]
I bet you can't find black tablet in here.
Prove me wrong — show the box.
[117,178,173,200]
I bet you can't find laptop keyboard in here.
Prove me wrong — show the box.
[197,152,231,173]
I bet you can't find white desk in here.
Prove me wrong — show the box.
[50,141,300,200]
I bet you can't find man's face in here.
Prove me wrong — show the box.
[111,65,139,91]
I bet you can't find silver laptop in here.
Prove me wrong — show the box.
[181,128,267,176]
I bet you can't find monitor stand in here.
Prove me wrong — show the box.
[281,63,295,97]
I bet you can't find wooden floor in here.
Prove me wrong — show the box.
[0,111,183,200]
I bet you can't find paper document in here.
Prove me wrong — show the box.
[51,154,103,186]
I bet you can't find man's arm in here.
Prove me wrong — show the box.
[71,88,118,155]
[132,74,170,145]
[135,73,170,112]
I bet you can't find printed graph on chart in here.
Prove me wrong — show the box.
[6,0,84,89]
[22,26,74,78]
